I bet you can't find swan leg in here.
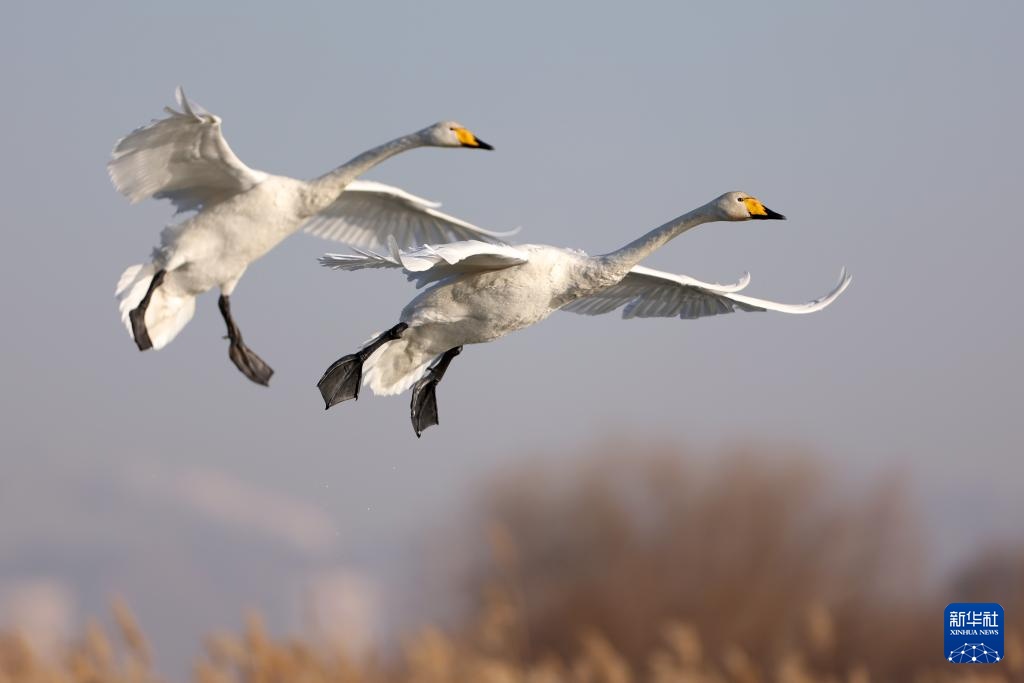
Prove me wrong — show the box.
[128,269,166,351]
[410,346,462,438]
[218,295,274,386]
[317,323,409,409]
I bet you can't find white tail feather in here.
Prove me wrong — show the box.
[361,339,436,396]
[115,264,147,296]
[116,264,196,350]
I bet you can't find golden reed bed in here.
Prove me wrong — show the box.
[4,449,1022,683]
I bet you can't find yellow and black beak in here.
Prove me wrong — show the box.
[743,197,786,220]
[454,127,494,150]
[753,206,786,220]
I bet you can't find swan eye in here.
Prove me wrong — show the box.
[737,197,745,202]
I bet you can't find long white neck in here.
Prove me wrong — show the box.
[305,132,426,214]
[596,202,719,277]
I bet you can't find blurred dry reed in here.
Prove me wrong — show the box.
[3,445,1023,682]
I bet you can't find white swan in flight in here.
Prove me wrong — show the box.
[111,87,512,385]
[316,191,851,436]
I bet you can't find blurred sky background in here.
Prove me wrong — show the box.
[1,0,1022,674]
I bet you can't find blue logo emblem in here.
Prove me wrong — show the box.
[945,602,1004,663]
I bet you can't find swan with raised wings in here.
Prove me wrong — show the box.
[317,191,851,436]
[111,87,510,385]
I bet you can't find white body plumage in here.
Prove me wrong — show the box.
[150,175,310,298]
[363,245,599,394]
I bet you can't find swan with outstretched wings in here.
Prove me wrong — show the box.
[111,87,513,385]
[316,192,851,436]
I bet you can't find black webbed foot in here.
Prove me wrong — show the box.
[318,323,408,410]
[229,341,275,386]
[317,353,364,407]
[410,346,462,438]
[217,293,273,386]
[410,377,440,437]
[129,269,166,351]
[129,307,154,351]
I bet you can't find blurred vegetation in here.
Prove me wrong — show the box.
[2,446,1022,682]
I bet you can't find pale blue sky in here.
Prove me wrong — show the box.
[1,0,1022,671]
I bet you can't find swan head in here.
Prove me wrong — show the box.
[422,121,494,150]
[713,191,786,221]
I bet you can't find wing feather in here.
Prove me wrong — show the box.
[108,86,267,212]
[318,247,403,272]
[302,180,519,250]
[320,238,529,288]
[564,266,851,320]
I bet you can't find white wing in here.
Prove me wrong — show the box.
[563,265,851,319]
[302,180,519,250]
[320,238,529,287]
[108,86,267,212]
